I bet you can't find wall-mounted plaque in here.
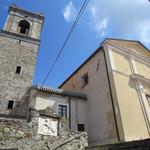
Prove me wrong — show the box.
[38,116,58,136]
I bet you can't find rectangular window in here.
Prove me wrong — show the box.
[58,104,67,117]
[77,123,85,132]
[82,73,89,87]
[7,100,14,109]
[16,66,21,74]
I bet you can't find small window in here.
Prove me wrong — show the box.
[82,73,89,87]
[16,66,21,74]
[58,104,67,117]
[77,123,85,132]
[18,20,30,35]
[7,100,14,109]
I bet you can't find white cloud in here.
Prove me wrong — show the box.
[137,20,150,45]
[63,1,77,22]
[88,0,150,45]
[91,17,108,37]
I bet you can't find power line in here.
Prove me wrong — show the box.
[40,0,90,87]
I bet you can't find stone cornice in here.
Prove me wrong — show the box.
[0,30,40,45]
[131,74,150,84]
[9,5,45,21]
[106,41,150,66]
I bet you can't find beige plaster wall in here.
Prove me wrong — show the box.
[70,97,88,131]
[110,49,131,75]
[134,60,150,79]
[35,93,68,111]
[113,72,149,140]
[109,47,149,141]
[60,50,118,145]
[30,90,87,131]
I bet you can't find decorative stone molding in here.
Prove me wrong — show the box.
[131,74,150,84]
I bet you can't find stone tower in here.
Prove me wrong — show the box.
[0,5,44,117]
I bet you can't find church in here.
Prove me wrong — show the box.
[0,5,150,148]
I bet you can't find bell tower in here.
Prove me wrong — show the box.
[3,5,44,39]
[0,5,44,117]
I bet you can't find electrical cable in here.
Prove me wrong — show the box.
[40,0,89,87]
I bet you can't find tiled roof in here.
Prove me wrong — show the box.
[32,85,87,100]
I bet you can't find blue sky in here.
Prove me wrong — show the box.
[0,0,150,88]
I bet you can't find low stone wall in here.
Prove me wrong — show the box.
[0,108,88,150]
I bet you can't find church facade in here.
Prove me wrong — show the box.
[59,39,150,145]
[0,5,150,147]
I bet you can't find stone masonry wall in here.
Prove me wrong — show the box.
[0,108,88,150]
[0,34,38,116]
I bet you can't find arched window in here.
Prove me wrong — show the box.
[18,20,30,35]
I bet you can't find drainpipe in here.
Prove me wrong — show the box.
[68,97,71,129]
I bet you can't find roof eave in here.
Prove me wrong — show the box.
[31,85,87,100]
